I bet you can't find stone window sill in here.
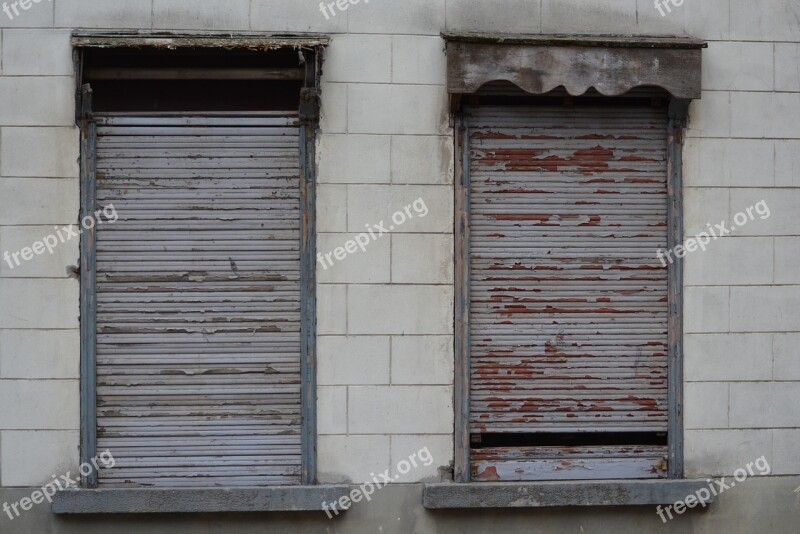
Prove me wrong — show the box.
[423,480,714,508]
[51,486,350,514]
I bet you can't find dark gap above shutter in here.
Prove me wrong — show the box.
[82,47,304,112]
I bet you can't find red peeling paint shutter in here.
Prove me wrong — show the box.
[467,104,670,480]
[93,113,302,487]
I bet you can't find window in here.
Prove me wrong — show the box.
[77,39,322,488]
[447,35,704,483]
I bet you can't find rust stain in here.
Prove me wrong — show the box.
[520,134,562,140]
[575,134,615,140]
[491,214,551,221]
[472,131,516,140]
[578,215,602,226]
[626,177,662,184]
[620,155,658,162]
[572,146,613,162]
[495,306,628,315]
[497,188,550,194]
[474,466,501,481]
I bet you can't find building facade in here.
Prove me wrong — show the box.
[0,1,798,532]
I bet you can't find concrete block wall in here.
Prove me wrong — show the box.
[0,0,797,489]
[675,0,800,479]
[315,29,455,483]
[0,20,80,486]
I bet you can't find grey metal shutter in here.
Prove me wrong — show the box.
[93,113,302,487]
[467,105,670,480]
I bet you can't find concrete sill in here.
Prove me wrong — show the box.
[423,480,715,508]
[51,486,350,514]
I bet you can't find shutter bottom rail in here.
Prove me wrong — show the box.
[471,445,669,481]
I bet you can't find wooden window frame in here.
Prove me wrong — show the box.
[453,97,691,483]
[76,35,325,488]
[446,34,704,483]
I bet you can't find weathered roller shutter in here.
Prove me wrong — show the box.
[93,113,302,487]
[467,104,670,481]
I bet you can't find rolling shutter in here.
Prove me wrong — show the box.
[93,113,302,487]
[467,104,670,481]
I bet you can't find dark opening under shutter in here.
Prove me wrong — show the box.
[467,104,670,481]
[93,113,302,487]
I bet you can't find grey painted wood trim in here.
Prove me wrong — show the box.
[667,98,690,479]
[85,67,305,80]
[454,119,471,483]
[79,83,98,489]
[71,30,330,49]
[300,119,318,485]
[51,487,350,514]
[299,48,321,486]
[423,480,715,508]
[446,41,703,99]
